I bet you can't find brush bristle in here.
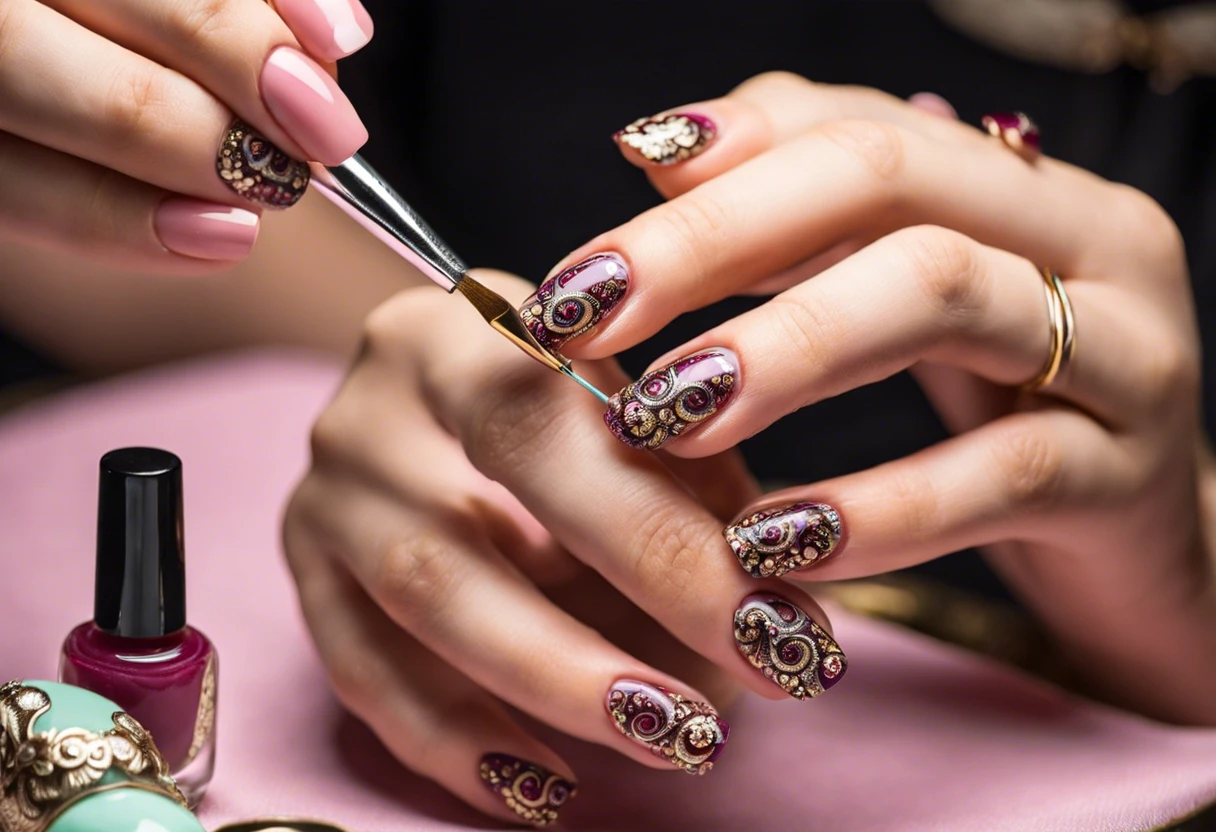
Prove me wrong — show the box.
[455,275,512,322]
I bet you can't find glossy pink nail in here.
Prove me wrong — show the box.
[604,348,739,450]
[154,198,259,261]
[261,46,367,164]
[274,0,373,61]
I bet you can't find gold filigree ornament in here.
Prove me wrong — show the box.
[0,681,187,832]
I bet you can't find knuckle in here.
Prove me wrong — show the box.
[992,424,1066,513]
[460,375,558,482]
[0,0,29,81]
[371,533,458,628]
[890,226,989,326]
[326,649,386,715]
[651,193,734,278]
[168,0,233,46]
[103,68,168,149]
[1140,332,1201,410]
[886,465,943,543]
[816,119,907,185]
[733,70,812,98]
[766,293,837,386]
[308,407,349,468]
[1111,187,1186,270]
[630,510,715,609]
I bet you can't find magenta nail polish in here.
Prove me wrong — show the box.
[734,594,847,700]
[518,253,629,351]
[604,348,739,450]
[59,448,217,808]
[725,502,843,578]
[605,680,728,775]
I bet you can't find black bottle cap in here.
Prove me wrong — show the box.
[94,447,187,638]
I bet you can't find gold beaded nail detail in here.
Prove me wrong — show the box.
[216,121,310,208]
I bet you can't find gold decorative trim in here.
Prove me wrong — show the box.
[0,681,186,832]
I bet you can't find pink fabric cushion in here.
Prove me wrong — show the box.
[2,350,1215,831]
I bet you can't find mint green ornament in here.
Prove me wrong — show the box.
[0,680,204,832]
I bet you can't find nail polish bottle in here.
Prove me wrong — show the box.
[60,448,218,808]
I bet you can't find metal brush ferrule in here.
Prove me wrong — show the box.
[309,156,467,291]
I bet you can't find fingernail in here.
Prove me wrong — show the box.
[479,754,576,828]
[518,253,629,352]
[274,0,374,61]
[154,197,259,260]
[261,46,368,164]
[613,113,717,165]
[908,92,958,120]
[734,593,848,700]
[216,121,311,208]
[725,502,842,579]
[604,348,738,450]
[605,680,728,775]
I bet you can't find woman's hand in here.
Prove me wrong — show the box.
[538,72,1216,724]
[0,0,370,272]
[283,271,852,826]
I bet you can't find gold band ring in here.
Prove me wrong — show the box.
[982,112,1042,162]
[1023,268,1076,392]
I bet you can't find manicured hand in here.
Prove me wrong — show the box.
[0,0,371,272]
[538,72,1215,724]
[283,270,851,826]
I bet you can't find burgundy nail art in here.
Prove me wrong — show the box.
[604,348,738,450]
[518,254,629,351]
[479,753,576,827]
[605,680,729,775]
[614,113,717,165]
[734,594,847,700]
[216,121,310,208]
[981,111,1041,161]
[725,502,842,579]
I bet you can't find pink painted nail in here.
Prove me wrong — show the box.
[261,46,367,164]
[604,348,739,450]
[154,198,260,261]
[274,0,373,61]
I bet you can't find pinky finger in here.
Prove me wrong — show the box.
[285,533,579,828]
[0,132,259,274]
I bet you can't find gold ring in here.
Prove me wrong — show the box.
[1022,268,1076,391]
[981,112,1042,162]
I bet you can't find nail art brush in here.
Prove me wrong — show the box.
[308,156,609,403]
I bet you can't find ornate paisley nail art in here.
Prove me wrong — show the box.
[725,502,842,579]
[518,253,629,351]
[479,754,576,827]
[604,348,738,450]
[216,121,310,208]
[605,680,729,775]
[614,113,717,165]
[734,594,848,700]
